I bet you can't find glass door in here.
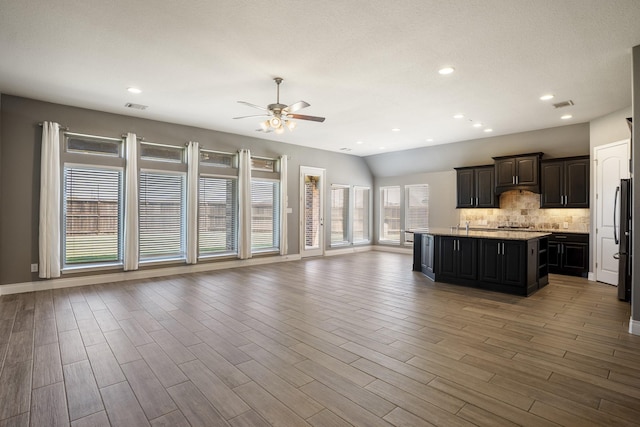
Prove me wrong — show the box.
[300,167,325,257]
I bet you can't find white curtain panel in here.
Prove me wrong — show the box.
[186,141,200,264]
[124,132,139,271]
[38,121,61,278]
[238,149,252,259]
[279,155,288,256]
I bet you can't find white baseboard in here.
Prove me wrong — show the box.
[629,318,640,336]
[325,245,373,256]
[587,272,595,281]
[0,254,301,296]
[372,245,413,255]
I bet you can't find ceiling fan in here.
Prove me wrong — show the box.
[234,77,325,134]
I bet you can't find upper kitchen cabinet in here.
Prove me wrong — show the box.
[493,153,543,194]
[540,156,589,208]
[455,165,498,208]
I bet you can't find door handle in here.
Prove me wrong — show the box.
[614,186,620,245]
[613,252,620,260]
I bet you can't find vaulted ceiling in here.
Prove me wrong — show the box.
[1,0,639,156]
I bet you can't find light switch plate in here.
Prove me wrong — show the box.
[31,263,38,273]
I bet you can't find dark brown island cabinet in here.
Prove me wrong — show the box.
[540,156,590,208]
[455,165,499,208]
[413,229,549,296]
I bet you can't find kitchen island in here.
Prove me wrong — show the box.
[413,228,550,296]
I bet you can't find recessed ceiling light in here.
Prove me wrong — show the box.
[391,128,400,132]
[426,138,434,142]
[127,87,142,94]
[453,114,464,119]
[561,114,573,120]
[540,94,554,101]
[379,147,385,150]
[356,140,363,145]
[473,123,483,128]
[484,128,493,133]
[439,67,455,75]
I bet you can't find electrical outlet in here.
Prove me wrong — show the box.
[30,263,38,273]
[563,222,569,229]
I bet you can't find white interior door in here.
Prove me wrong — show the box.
[300,167,325,257]
[595,139,630,285]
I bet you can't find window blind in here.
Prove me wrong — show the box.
[353,187,370,242]
[330,186,349,245]
[251,180,280,251]
[63,167,122,265]
[199,176,238,256]
[380,186,401,243]
[405,184,429,232]
[139,171,185,261]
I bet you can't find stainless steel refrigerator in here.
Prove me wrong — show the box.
[615,178,632,301]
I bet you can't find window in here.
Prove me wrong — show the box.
[140,142,184,163]
[200,150,236,168]
[63,167,122,266]
[251,179,280,252]
[380,186,401,243]
[405,184,429,242]
[353,187,370,243]
[62,133,124,269]
[199,176,237,256]
[251,157,276,172]
[139,171,186,261]
[330,185,349,245]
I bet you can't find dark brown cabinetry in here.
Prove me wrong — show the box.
[438,236,477,280]
[479,239,527,287]
[548,233,589,277]
[455,166,498,208]
[493,153,543,194]
[540,156,589,208]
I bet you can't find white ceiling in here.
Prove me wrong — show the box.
[1,0,639,156]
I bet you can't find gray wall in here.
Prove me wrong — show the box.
[0,95,372,285]
[365,123,590,177]
[367,124,590,243]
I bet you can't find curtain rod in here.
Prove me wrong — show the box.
[121,134,145,141]
[38,122,69,131]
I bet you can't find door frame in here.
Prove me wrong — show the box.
[593,138,630,284]
[299,166,326,257]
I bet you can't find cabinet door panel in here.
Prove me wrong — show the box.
[457,238,477,280]
[479,239,501,283]
[439,237,457,276]
[565,159,589,208]
[562,243,589,271]
[456,169,475,208]
[495,159,516,187]
[516,156,538,185]
[540,161,563,208]
[548,242,560,268]
[421,234,435,275]
[476,167,497,208]
[502,241,525,286]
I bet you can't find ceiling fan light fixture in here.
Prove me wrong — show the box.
[270,117,281,128]
[286,120,297,131]
[274,125,285,134]
[260,120,270,131]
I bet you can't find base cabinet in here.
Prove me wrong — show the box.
[548,233,588,277]
[438,236,477,280]
[479,239,526,287]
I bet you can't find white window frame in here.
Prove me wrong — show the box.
[330,184,350,246]
[198,173,238,258]
[379,186,401,244]
[353,186,371,244]
[250,177,281,253]
[404,184,429,246]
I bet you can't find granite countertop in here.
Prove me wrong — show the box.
[413,228,551,240]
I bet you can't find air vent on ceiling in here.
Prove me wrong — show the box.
[339,147,352,152]
[552,100,574,109]
[124,102,148,110]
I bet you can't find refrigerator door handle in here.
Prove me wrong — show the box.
[613,186,620,245]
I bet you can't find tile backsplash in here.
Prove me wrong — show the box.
[458,190,590,232]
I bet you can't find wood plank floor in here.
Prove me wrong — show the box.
[1,251,639,426]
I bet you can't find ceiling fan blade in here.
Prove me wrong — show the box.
[288,114,326,123]
[238,101,268,111]
[283,101,310,113]
[233,114,270,119]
